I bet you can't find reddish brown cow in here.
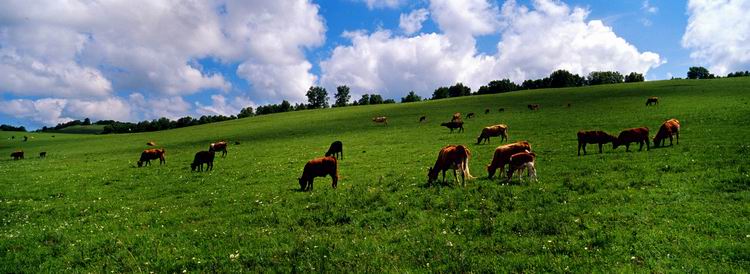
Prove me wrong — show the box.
[653,119,680,147]
[466,112,475,119]
[528,104,540,110]
[209,141,228,157]
[137,148,166,167]
[477,124,508,144]
[646,97,659,106]
[486,141,531,179]
[191,150,215,171]
[427,145,474,186]
[372,116,388,125]
[613,127,650,152]
[10,151,24,160]
[298,156,338,191]
[441,120,464,133]
[506,151,537,182]
[577,130,617,156]
[451,112,461,122]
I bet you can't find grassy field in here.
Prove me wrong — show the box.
[41,125,106,134]
[1,78,749,272]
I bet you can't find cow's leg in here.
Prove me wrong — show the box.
[599,143,604,154]
[625,144,630,152]
[331,172,338,189]
[669,135,673,146]
[646,139,650,150]
[577,142,582,156]
[309,179,314,191]
[676,131,679,145]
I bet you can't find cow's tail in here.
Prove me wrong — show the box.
[457,145,475,180]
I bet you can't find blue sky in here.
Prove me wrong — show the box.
[0,0,748,129]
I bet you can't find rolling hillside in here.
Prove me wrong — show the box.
[1,78,749,272]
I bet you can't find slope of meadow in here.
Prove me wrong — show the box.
[1,78,749,272]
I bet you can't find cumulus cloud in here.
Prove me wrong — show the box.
[642,0,658,13]
[321,0,663,100]
[0,97,132,126]
[682,0,750,75]
[195,94,254,117]
[359,0,403,9]
[399,9,430,35]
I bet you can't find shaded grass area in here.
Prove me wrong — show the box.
[1,78,749,272]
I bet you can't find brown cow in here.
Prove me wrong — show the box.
[440,120,464,133]
[137,148,166,167]
[209,141,228,157]
[10,151,24,160]
[451,112,461,122]
[298,156,338,191]
[427,145,474,186]
[325,141,343,160]
[485,108,490,114]
[477,124,508,144]
[646,97,659,106]
[577,130,617,156]
[372,116,388,125]
[466,112,475,119]
[39,152,46,158]
[528,104,540,110]
[613,127,650,152]
[506,151,537,182]
[486,141,531,179]
[191,150,215,171]
[653,119,680,147]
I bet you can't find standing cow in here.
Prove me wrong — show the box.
[427,145,474,186]
[646,97,659,106]
[506,151,537,182]
[10,151,24,160]
[137,149,166,167]
[191,150,215,171]
[486,141,531,179]
[577,130,617,156]
[613,127,650,152]
[209,141,228,157]
[477,124,509,144]
[372,116,388,125]
[298,156,339,191]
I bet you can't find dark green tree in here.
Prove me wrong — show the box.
[448,82,471,97]
[624,72,645,82]
[432,87,449,99]
[82,118,91,125]
[587,71,624,85]
[306,86,329,108]
[549,69,584,88]
[357,94,370,105]
[401,91,422,103]
[477,79,519,94]
[237,106,254,118]
[369,94,384,105]
[687,66,710,79]
[334,85,351,107]
[280,100,292,112]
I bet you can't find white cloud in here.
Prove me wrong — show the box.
[399,9,430,35]
[682,0,750,75]
[321,0,663,100]
[642,0,658,13]
[195,94,253,117]
[0,97,132,126]
[359,0,403,9]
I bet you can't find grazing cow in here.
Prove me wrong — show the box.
[419,116,426,123]
[298,156,338,191]
[452,112,461,122]
[477,124,509,144]
[528,104,540,110]
[427,145,474,186]
[191,150,215,171]
[485,109,490,114]
[372,116,388,125]
[39,152,47,158]
[486,141,531,179]
[325,141,343,160]
[577,130,617,156]
[234,141,241,145]
[646,97,659,106]
[209,141,228,157]
[567,103,572,108]
[10,151,24,160]
[23,136,28,142]
[506,151,537,182]
[466,113,475,119]
[653,119,680,147]
[613,127,650,152]
[498,108,505,112]
[146,141,156,146]
[137,148,166,167]
[440,120,464,133]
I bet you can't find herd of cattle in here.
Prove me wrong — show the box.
[8,96,680,192]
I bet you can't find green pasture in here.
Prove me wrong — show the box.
[1,78,749,272]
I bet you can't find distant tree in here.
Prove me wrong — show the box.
[82,118,91,126]
[550,69,584,88]
[448,82,471,97]
[293,103,307,111]
[334,85,351,107]
[624,72,645,83]
[306,86,329,108]
[522,78,551,90]
[369,94,384,105]
[237,106,254,118]
[687,66,710,79]
[477,79,519,94]
[432,87,450,99]
[279,100,292,112]
[727,70,750,77]
[357,94,370,105]
[383,99,396,104]
[401,91,422,103]
[0,124,26,132]
[587,71,624,85]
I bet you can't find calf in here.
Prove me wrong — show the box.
[137,148,166,167]
[477,124,509,144]
[646,97,659,106]
[440,120,464,133]
[427,145,474,186]
[653,119,680,147]
[613,127,650,152]
[486,141,531,179]
[466,112,475,119]
[209,141,228,157]
[419,116,426,123]
[325,141,343,160]
[39,152,47,158]
[191,150,215,171]
[451,112,461,122]
[506,151,537,182]
[485,109,490,114]
[577,130,617,156]
[10,151,24,160]
[298,156,338,191]
[528,104,540,110]
[372,116,388,125]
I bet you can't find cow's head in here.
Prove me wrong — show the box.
[298,177,306,191]
[612,139,621,149]
[190,162,197,171]
[137,161,143,167]
[427,167,438,184]
[487,165,496,179]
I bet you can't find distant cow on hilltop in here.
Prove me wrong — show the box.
[646,97,659,106]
